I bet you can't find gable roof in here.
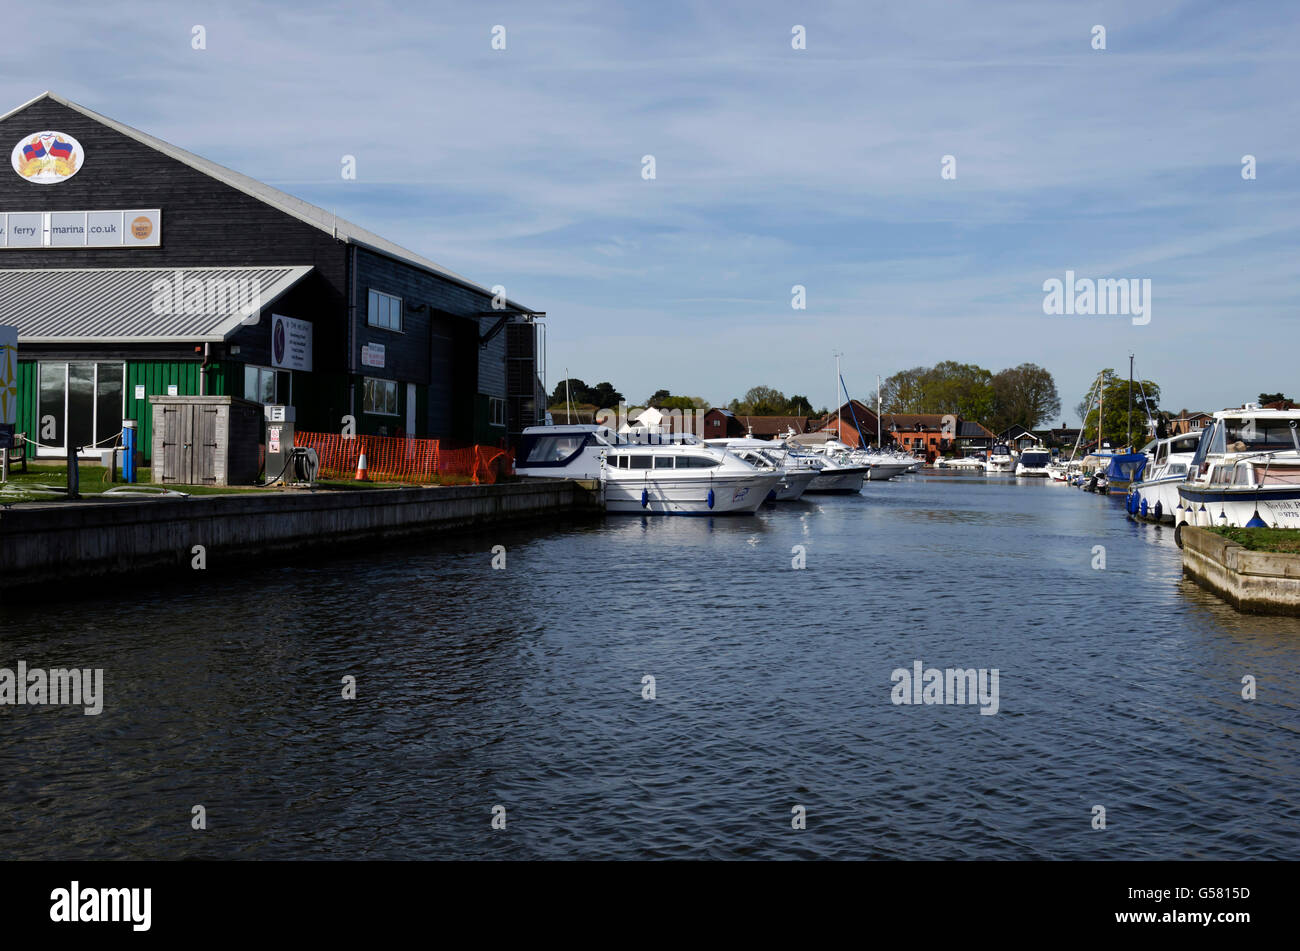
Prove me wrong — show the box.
[1,92,536,314]
[957,420,995,438]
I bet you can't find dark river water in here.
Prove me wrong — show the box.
[2,472,1298,860]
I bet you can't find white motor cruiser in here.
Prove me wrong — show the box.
[784,440,870,493]
[1014,445,1052,477]
[704,437,817,501]
[514,424,623,479]
[514,424,781,515]
[603,442,782,514]
[985,443,1015,474]
[1175,406,1300,530]
[1127,431,1202,523]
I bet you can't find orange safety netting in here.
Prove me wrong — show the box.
[295,431,514,485]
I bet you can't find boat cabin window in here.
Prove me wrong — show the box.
[1166,463,1187,477]
[678,454,720,468]
[1021,451,1050,466]
[627,455,653,469]
[654,456,675,469]
[519,433,591,466]
[1224,419,1299,451]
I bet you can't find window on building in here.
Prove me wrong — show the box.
[244,365,291,405]
[367,289,403,332]
[35,362,125,457]
[489,397,506,427]
[363,377,399,416]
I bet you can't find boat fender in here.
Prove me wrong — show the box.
[641,488,648,508]
[1140,498,1148,517]
[1154,499,1162,519]
[1246,510,1267,528]
[707,488,715,509]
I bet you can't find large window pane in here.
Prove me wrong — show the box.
[245,365,258,401]
[95,363,124,446]
[67,362,94,452]
[38,363,65,448]
[259,368,275,404]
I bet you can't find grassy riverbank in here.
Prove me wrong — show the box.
[1,463,485,504]
[1209,526,1300,553]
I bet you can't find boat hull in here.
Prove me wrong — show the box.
[604,473,781,515]
[805,468,867,493]
[1131,475,1184,523]
[1177,484,1300,529]
[866,463,911,481]
[772,469,817,501]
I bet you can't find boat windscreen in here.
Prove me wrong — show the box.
[1225,419,1300,451]
[518,432,592,466]
[1021,452,1050,466]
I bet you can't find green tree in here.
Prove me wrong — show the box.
[586,381,625,410]
[879,363,994,419]
[880,367,929,413]
[1258,392,1290,404]
[787,394,814,416]
[1079,369,1161,449]
[646,388,672,406]
[729,385,788,415]
[658,395,702,411]
[989,363,1060,432]
[924,361,994,419]
[549,377,589,406]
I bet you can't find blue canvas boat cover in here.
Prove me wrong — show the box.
[1105,453,1147,482]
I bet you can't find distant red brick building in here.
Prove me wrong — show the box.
[813,401,881,448]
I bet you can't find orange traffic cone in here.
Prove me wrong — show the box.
[355,452,369,481]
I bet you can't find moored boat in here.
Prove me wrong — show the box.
[985,443,1014,474]
[1176,406,1300,530]
[1127,431,1202,523]
[1014,445,1052,477]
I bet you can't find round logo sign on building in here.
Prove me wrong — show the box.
[10,130,84,184]
[273,317,287,365]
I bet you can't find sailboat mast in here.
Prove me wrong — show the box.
[1128,353,1134,449]
[834,351,842,442]
[877,375,882,449]
[1068,372,1099,463]
[1098,373,1104,450]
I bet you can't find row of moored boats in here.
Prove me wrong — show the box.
[1125,405,1300,532]
[514,425,923,514]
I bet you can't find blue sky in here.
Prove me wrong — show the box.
[6,0,1298,422]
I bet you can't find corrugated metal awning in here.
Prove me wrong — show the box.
[0,265,313,344]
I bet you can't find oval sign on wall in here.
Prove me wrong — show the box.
[10,131,84,184]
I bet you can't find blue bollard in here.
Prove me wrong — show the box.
[123,419,137,484]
